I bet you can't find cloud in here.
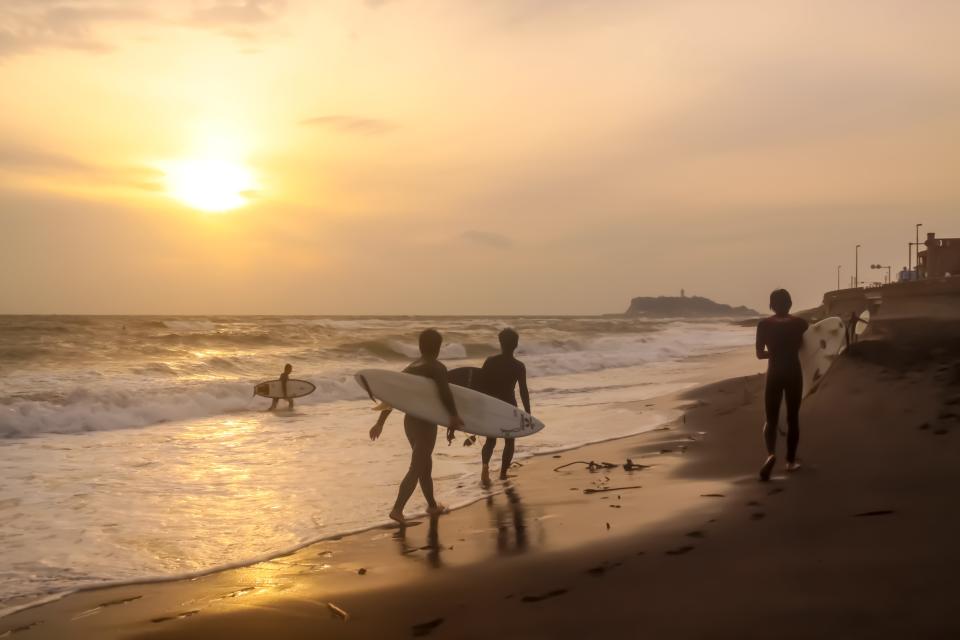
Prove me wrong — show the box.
[0,1,147,57]
[460,230,513,249]
[0,0,286,58]
[0,143,164,191]
[300,115,398,135]
[189,0,285,27]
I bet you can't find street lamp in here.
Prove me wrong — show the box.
[855,244,861,288]
[871,263,891,284]
[915,223,923,279]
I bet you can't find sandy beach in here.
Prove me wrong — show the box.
[2,318,958,639]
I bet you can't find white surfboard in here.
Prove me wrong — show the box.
[254,378,316,399]
[854,309,871,336]
[355,369,545,439]
[799,317,845,398]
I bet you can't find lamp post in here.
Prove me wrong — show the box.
[915,223,923,279]
[837,265,841,291]
[855,244,861,288]
[871,264,891,284]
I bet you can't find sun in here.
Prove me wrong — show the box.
[165,158,256,213]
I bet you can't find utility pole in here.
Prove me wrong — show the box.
[915,223,923,279]
[837,265,841,291]
[855,244,861,288]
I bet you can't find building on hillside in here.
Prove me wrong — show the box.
[917,232,960,280]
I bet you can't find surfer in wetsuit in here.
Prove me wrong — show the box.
[479,328,531,486]
[755,289,809,481]
[369,329,464,524]
[269,363,295,411]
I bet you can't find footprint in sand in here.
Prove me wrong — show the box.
[521,589,569,603]
[72,595,144,620]
[586,561,623,576]
[150,610,200,624]
[686,530,705,539]
[701,493,725,498]
[854,510,896,517]
[412,618,444,637]
[750,512,766,521]
[0,620,43,636]
[665,545,695,555]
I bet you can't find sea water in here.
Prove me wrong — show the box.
[0,315,753,614]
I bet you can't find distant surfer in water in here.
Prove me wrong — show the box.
[269,363,295,411]
[755,289,809,480]
[369,329,464,524]
[479,328,531,486]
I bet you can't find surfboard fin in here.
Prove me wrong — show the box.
[356,374,377,403]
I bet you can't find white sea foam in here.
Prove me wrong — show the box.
[0,315,754,615]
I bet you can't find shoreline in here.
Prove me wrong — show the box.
[6,326,960,638]
[0,347,760,636]
[0,346,757,624]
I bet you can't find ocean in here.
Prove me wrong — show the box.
[0,315,753,615]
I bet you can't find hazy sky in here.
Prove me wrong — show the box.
[1,0,958,314]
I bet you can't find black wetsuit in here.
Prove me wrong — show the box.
[756,315,809,463]
[393,358,458,512]
[479,354,529,470]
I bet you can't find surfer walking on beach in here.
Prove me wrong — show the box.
[369,329,464,524]
[479,328,531,486]
[755,289,809,481]
[269,364,295,411]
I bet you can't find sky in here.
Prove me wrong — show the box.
[1,0,958,315]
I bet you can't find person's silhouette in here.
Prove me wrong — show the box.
[269,363,294,411]
[369,329,464,523]
[755,289,808,480]
[479,328,531,485]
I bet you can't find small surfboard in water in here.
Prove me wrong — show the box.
[355,369,544,439]
[253,378,316,399]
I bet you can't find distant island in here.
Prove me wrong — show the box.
[625,294,760,317]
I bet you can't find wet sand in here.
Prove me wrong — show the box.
[5,324,960,639]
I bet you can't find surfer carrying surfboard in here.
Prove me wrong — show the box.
[756,289,809,481]
[269,364,295,411]
[479,328,531,486]
[369,329,465,524]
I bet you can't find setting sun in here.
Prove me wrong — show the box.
[165,158,256,213]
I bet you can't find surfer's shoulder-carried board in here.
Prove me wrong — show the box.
[799,317,845,398]
[254,378,316,399]
[355,368,544,439]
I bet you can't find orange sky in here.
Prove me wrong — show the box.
[1,0,959,314]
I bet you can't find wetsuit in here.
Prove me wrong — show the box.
[479,354,529,471]
[756,315,809,463]
[392,358,458,513]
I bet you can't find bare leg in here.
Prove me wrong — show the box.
[481,437,496,486]
[500,438,516,480]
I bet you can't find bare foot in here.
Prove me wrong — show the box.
[426,503,449,516]
[481,467,491,487]
[786,461,802,472]
[759,455,776,481]
[389,509,406,525]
